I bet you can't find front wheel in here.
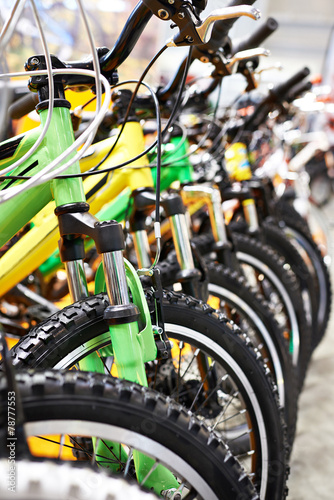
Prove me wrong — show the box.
[0,370,259,500]
[0,459,158,500]
[10,291,289,500]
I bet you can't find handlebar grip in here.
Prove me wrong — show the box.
[232,17,278,54]
[244,69,311,130]
[271,67,310,100]
[201,0,257,52]
[286,80,312,103]
[8,93,39,120]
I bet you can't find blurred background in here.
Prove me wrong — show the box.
[0,0,333,132]
[1,0,333,84]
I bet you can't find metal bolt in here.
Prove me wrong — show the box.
[168,0,174,3]
[185,35,194,43]
[177,11,185,19]
[212,56,220,63]
[158,9,169,19]
[161,489,182,499]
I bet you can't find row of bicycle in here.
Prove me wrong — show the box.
[0,0,332,499]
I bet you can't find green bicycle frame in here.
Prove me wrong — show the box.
[0,107,85,247]
[150,136,195,191]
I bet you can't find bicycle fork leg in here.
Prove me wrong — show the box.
[56,210,179,494]
[99,250,180,494]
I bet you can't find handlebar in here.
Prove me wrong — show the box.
[286,80,312,103]
[242,67,311,130]
[12,0,262,118]
[8,93,39,120]
[231,17,278,55]
[271,67,310,100]
[99,2,152,73]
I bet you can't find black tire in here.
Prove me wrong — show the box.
[274,199,332,348]
[193,232,312,389]
[204,261,298,447]
[261,219,317,341]
[228,212,317,348]
[0,371,259,500]
[142,254,297,447]
[9,292,288,500]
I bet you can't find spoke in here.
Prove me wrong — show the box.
[215,408,246,425]
[99,355,111,375]
[236,449,255,460]
[57,434,65,460]
[100,439,124,469]
[212,389,240,431]
[91,437,100,465]
[176,342,183,402]
[180,348,200,380]
[69,436,92,460]
[176,482,186,493]
[189,361,216,412]
[139,461,159,486]
[35,436,120,465]
[123,447,133,478]
[172,347,200,401]
[98,354,114,375]
[227,428,253,443]
[191,373,232,415]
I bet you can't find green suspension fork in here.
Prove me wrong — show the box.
[93,260,181,492]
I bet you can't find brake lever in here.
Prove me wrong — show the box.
[166,5,261,47]
[256,62,284,75]
[228,47,270,91]
[195,6,261,44]
[227,47,270,69]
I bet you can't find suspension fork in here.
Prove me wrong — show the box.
[181,183,236,267]
[241,197,260,233]
[56,205,150,380]
[162,193,202,298]
[56,205,180,492]
[129,189,202,298]
[39,90,149,383]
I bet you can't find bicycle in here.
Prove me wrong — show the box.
[0,0,289,498]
